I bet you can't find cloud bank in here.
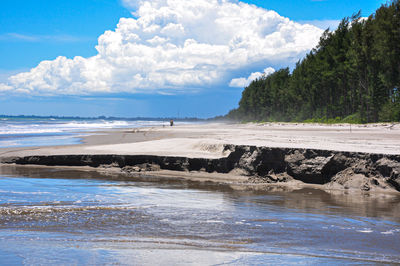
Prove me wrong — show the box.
[1,0,323,95]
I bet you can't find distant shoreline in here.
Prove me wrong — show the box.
[0,114,204,122]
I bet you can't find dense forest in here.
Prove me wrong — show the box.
[225,1,400,123]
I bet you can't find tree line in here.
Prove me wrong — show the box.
[225,1,400,123]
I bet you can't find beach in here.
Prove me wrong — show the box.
[1,122,400,193]
[1,122,400,157]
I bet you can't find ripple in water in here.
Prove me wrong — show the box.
[0,166,399,264]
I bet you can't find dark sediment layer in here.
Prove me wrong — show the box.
[1,145,400,192]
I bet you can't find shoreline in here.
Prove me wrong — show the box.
[2,164,400,199]
[1,122,400,194]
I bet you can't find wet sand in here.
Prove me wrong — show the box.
[2,163,400,213]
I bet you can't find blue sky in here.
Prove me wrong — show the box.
[0,0,387,118]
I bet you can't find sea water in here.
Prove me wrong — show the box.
[0,117,178,148]
[0,165,399,265]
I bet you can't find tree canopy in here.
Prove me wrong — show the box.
[226,1,400,123]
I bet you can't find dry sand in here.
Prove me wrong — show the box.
[0,122,399,159]
[1,122,400,194]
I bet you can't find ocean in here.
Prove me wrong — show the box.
[0,117,177,148]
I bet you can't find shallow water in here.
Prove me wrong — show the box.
[0,118,192,148]
[0,166,399,265]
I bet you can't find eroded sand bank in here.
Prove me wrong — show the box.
[1,122,400,193]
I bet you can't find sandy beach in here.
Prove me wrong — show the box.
[1,122,400,158]
[1,122,400,194]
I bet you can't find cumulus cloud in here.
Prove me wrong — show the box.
[0,83,12,92]
[1,0,323,95]
[229,67,275,87]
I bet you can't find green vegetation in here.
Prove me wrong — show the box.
[226,1,400,123]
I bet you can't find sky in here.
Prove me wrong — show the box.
[0,0,387,118]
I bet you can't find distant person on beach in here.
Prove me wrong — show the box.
[170,119,174,126]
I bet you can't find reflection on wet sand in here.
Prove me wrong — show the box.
[2,164,399,221]
[230,188,400,222]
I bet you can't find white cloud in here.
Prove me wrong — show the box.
[1,0,323,96]
[0,83,12,92]
[229,67,275,87]
[0,69,28,83]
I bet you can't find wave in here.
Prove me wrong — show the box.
[0,119,165,135]
[0,205,138,215]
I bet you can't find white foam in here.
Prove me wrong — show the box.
[206,220,225,224]
[381,229,400,235]
[357,229,373,233]
[0,119,165,135]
